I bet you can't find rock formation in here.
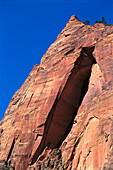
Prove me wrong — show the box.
[0,15,113,170]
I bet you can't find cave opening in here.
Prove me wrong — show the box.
[30,46,97,165]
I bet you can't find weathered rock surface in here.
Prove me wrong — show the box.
[0,15,113,170]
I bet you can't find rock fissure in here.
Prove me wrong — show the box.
[105,133,110,143]
[76,151,82,169]
[64,48,75,55]
[83,150,92,166]
[6,138,15,164]
[30,46,97,165]
[68,135,83,163]
[27,93,34,108]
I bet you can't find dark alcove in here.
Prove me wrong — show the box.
[30,46,97,165]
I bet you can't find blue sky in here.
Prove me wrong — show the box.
[0,0,113,121]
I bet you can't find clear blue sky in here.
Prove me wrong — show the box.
[0,0,113,121]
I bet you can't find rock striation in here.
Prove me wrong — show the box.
[0,15,113,170]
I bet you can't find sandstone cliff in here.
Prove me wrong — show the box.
[0,15,113,170]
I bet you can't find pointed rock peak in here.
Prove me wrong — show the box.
[66,15,84,26]
[69,15,79,21]
[56,15,84,40]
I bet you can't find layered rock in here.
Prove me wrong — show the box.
[0,15,113,170]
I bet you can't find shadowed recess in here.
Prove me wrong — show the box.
[30,46,97,165]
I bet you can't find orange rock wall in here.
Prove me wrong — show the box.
[0,15,113,170]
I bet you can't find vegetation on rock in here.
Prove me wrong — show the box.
[84,16,112,25]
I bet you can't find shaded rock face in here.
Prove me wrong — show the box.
[0,15,113,170]
[30,47,97,165]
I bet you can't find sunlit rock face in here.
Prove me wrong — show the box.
[0,15,113,170]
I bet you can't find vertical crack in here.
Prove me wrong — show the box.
[27,93,34,108]
[30,46,97,165]
[6,138,15,163]
[83,150,92,165]
[76,151,82,169]
[68,135,83,162]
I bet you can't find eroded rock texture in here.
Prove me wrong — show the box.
[0,15,113,170]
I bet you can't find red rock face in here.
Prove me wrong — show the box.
[0,15,113,170]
